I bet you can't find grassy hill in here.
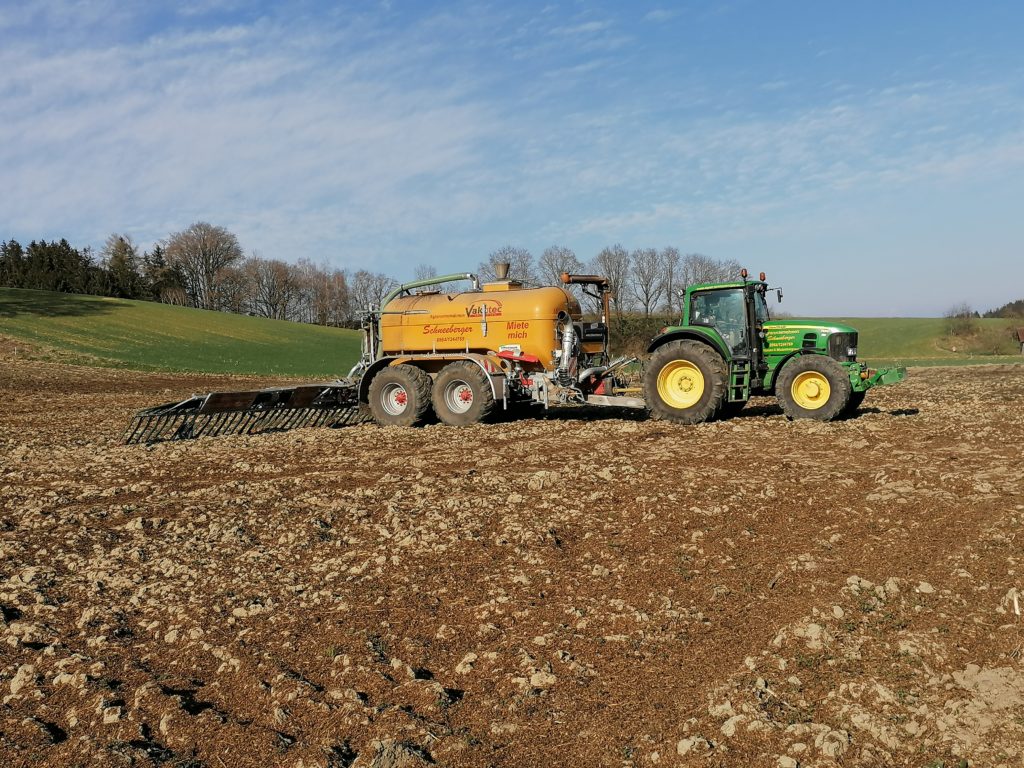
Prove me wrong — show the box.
[830,317,1022,366]
[0,287,361,376]
[1,288,1020,375]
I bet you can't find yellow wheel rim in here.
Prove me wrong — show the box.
[656,360,705,409]
[791,371,831,410]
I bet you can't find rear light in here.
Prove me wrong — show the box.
[659,326,669,334]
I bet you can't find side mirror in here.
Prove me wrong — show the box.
[776,288,783,303]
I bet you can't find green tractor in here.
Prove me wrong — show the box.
[643,270,906,423]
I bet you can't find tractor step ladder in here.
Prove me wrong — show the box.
[729,360,751,402]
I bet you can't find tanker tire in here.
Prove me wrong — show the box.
[776,354,852,421]
[367,364,433,427]
[644,340,727,425]
[432,362,495,426]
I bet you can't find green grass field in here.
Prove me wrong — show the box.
[1,288,1020,375]
[828,317,1022,367]
[0,287,362,376]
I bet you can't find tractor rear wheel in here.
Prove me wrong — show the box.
[432,362,495,426]
[776,355,852,421]
[644,340,727,424]
[367,364,433,426]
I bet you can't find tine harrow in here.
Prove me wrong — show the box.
[123,380,369,445]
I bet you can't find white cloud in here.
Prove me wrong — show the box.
[643,10,677,23]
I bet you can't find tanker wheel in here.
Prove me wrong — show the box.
[643,340,727,424]
[776,355,852,421]
[367,364,433,426]
[432,362,495,426]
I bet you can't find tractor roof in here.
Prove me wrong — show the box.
[687,280,767,292]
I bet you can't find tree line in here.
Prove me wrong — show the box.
[473,244,741,320]
[2,221,748,327]
[0,223,400,327]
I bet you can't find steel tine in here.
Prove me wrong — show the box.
[221,411,244,435]
[217,411,240,435]
[192,414,213,438]
[125,417,146,444]
[284,409,306,429]
[144,415,168,444]
[144,416,167,444]
[221,412,241,436]
[238,411,259,434]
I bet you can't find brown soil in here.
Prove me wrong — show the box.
[2,355,1023,768]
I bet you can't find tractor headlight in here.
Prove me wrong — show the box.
[847,346,857,358]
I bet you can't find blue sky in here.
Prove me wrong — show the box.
[1,1,1022,315]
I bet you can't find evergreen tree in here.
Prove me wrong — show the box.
[101,234,143,298]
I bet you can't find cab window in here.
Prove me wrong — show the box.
[690,289,749,355]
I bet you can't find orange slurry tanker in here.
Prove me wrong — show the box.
[356,263,630,426]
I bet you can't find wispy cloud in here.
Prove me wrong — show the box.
[1,1,1023,309]
[643,9,677,23]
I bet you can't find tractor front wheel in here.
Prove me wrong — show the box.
[776,355,852,421]
[367,364,433,426]
[643,340,727,424]
[432,362,495,426]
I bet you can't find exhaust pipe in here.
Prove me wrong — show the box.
[555,311,575,385]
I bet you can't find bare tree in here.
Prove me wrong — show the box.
[478,246,538,284]
[680,253,741,288]
[413,263,438,281]
[350,270,398,313]
[213,264,251,314]
[164,222,244,310]
[288,259,348,326]
[538,245,583,284]
[945,302,977,337]
[630,247,663,318]
[246,256,298,320]
[590,244,632,319]
[321,269,351,326]
[660,246,682,316]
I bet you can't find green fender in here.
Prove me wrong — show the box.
[646,327,731,361]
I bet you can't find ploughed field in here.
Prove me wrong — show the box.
[2,352,1023,768]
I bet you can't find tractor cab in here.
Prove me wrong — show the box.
[681,269,774,380]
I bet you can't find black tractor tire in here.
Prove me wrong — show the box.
[431,362,496,426]
[719,400,747,420]
[776,355,852,421]
[643,340,727,425]
[367,364,433,427]
[842,390,867,417]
